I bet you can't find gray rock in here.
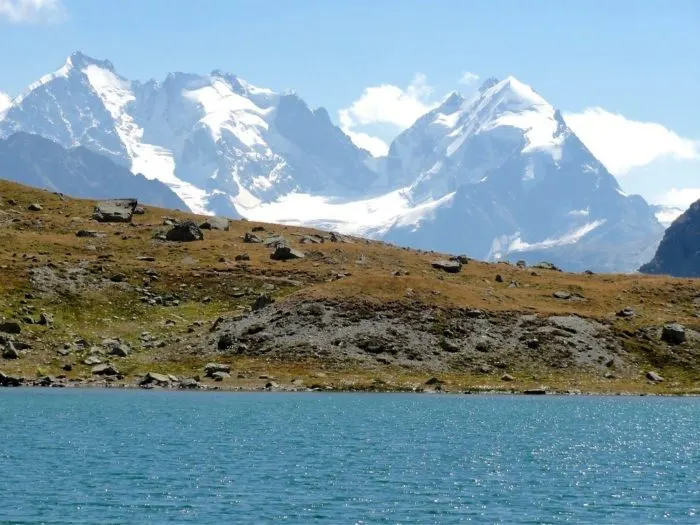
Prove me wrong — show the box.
[2,345,19,359]
[661,323,686,345]
[199,216,230,231]
[616,308,635,318]
[243,232,264,243]
[264,236,289,249]
[553,291,571,300]
[204,362,231,377]
[0,321,21,334]
[501,373,515,381]
[166,221,204,242]
[217,333,235,350]
[440,339,461,353]
[179,378,200,389]
[27,203,42,211]
[83,356,102,365]
[533,261,562,272]
[142,372,170,385]
[270,246,305,261]
[646,371,664,382]
[252,294,275,311]
[103,339,130,357]
[212,371,230,381]
[93,199,137,223]
[431,259,462,273]
[91,364,119,376]
[38,312,54,326]
[76,230,106,238]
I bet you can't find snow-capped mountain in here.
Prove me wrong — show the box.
[380,77,664,271]
[0,52,377,216]
[0,53,664,271]
[0,92,10,113]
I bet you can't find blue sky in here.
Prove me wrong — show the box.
[0,0,698,208]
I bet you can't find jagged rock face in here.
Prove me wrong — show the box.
[0,54,663,272]
[640,200,700,277]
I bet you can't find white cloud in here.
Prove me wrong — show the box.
[658,188,700,210]
[564,107,700,175]
[0,92,11,113]
[0,0,66,23]
[458,71,480,85]
[339,73,440,157]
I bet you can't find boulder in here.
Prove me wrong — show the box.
[533,261,562,272]
[270,246,305,261]
[76,230,105,238]
[211,371,230,381]
[27,203,42,211]
[495,274,504,283]
[165,221,204,242]
[199,216,230,231]
[93,199,137,223]
[264,236,289,249]
[0,371,22,387]
[142,372,170,386]
[235,253,250,261]
[431,259,462,273]
[501,373,515,382]
[179,378,200,389]
[0,321,21,334]
[646,371,664,382]
[217,333,235,350]
[243,232,264,243]
[661,323,686,345]
[616,308,635,318]
[83,356,102,365]
[38,312,54,326]
[91,364,120,376]
[553,291,571,300]
[252,294,275,311]
[2,344,19,360]
[204,362,231,377]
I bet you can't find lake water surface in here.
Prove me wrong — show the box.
[0,390,698,524]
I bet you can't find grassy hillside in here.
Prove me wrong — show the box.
[1,179,699,393]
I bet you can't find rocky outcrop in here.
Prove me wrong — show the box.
[640,200,700,277]
[166,221,204,242]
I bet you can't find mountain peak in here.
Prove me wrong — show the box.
[66,51,115,72]
[478,77,500,92]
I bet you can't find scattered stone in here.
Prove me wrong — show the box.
[526,338,540,349]
[533,261,562,272]
[440,339,461,353]
[93,199,137,223]
[199,216,230,231]
[62,363,73,372]
[300,235,323,245]
[217,333,235,350]
[0,371,22,387]
[38,312,53,326]
[553,291,571,300]
[523,388,547,395]
[83,356,102,365]
[235,253,251,261]
[616,308,635,318]
[243,232,264,243]
[110,273,127,283]
[76,230,105,238]
[166,220,204,242]
[431,259,462,273]
[27,203,42,211]
[2,345,19,359]
[142,372,170,386]
[179,378,200,389]
[0,321,21,334]
[501,373,515,382]
[646,371,664,382]
[661,323,686,345]
[495,274,504,283]
[91,364,119,376]
[204,362,231,377]
[252,294,275,311]
[211,371,229,381]
[270,246,305,261]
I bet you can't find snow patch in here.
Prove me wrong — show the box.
[508,220,607,253]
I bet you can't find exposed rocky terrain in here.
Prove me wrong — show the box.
[1,179,699,393]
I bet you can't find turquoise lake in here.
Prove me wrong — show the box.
[0,390,698,524]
